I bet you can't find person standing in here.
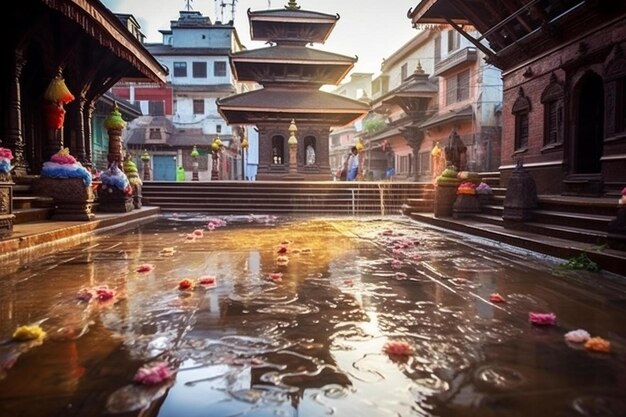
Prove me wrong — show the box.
[346,146,359,181]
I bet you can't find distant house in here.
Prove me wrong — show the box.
[112,10,255,181]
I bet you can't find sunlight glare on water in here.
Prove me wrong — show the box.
[0,214,625,417]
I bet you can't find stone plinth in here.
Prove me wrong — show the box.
[434,180,460,218]
[453,194,481,219]
[98,185,133,213]
[37,177,95,221]
[503,162,538,223]
[0,178,15,238]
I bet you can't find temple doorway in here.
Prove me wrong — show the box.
[573,72,604,174]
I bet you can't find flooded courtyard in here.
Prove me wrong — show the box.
[1,214,625,417]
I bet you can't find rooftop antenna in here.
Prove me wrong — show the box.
[214,0,237,22]
[184,0,193,11]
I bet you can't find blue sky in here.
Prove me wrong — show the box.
[101,0,420,76]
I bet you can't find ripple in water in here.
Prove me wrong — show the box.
[474,365,526,391]
[257,304,319,316]
[571,396,626,417]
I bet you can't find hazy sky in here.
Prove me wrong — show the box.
[101,0,420,77]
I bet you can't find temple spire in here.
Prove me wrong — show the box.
[285,0,300,10]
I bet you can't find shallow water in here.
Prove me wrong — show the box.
[1,214,625,417]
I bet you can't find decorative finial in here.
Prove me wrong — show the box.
[288,119,298,145]
[190,145,199,157]
[285,0,300,10]
[414,60,425,74]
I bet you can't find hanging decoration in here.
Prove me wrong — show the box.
[43,67,75,130]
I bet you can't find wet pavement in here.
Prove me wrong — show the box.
[0,214,625,417]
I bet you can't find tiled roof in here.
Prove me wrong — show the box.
[232,46,356,63]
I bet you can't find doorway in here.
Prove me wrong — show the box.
[574,72,604,174]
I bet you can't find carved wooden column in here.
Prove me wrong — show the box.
[7,50,28,176]
[83,100,95,168]
[71,94,88,166]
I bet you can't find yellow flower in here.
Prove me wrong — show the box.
[12,325,46,341]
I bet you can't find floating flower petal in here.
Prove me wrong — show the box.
[564,329,590,343]
[192,229,204,237]
[12,325,46,341]
[584,337,611,353]
[178,279,193,290]
[489,293,505,303]
[198,276,217,287]
[136,264,155,273]
[383,340,414,356]
[133,362,173,385]
[96,287,115,301]
[268,272,283,282]
[529,312,557,326]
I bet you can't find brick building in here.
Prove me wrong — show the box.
[410,0,626,197]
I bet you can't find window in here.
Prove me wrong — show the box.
[434,34,441,65]
[515,114,529,150]
[216,124,222,133]
[149,128,162,140]
[271,135,285,165]
[512,87,531,151]
[193,99,204,115]
[447,30,460,52]
[446,69,470,105]
[148,101,165,116]
[192,62,207,78]
[304,136,316,165]
[401,63,408,81]
[173,62,187,77]
[214,61,227,77]
[541,74,564,146]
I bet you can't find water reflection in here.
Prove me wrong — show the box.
[0,214,625,417]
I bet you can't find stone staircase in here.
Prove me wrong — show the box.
[142,181,435,215]
[12,183,54,224]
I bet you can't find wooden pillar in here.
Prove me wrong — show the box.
[6,50,28,176]
[71,94,87,166]
[83,100,95,168]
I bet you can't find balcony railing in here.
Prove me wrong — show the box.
[434,47,478,76]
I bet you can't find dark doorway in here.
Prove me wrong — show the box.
[574,73,604,173]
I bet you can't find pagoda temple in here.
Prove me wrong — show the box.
[217,0,369,180]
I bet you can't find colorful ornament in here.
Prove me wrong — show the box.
[44,70,75,104]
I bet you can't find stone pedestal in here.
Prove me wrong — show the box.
[37,177,95,221]
[0,176,15,238]
[434,181,460,218]
[453,194,481,219]
[98,185,133,213]
[503,161,538,223]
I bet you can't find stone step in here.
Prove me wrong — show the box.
[13,196,38,210]
[14,207,53,224]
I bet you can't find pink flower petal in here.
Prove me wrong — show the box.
[136,264,155,273]
[529,312,557,326]
[489,293,505,303]
[564,329,590,343]
[133,362,173,385]
[383,340,414,356]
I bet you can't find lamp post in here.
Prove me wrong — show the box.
[211,136,223,181]
[191,145,200,181]
[141,150,151,181]
[288,119,298,175]
[240,136,249,181]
